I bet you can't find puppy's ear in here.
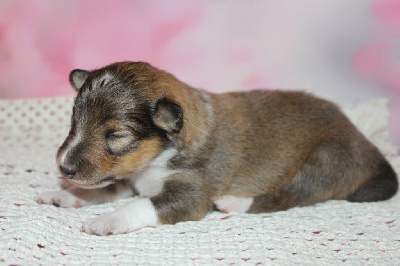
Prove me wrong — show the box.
[152,96,183,133]
[69,69,90,91]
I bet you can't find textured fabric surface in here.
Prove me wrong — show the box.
[0,97,399,265]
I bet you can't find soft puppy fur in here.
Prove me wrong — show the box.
[38,61,398,235]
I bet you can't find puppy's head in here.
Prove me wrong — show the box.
[57,62,183,188]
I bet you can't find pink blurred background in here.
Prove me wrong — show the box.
[0,0,399,144]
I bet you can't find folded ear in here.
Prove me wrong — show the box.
[69,69,90,91]
[152,96,183,133]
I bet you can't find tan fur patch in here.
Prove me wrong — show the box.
[111,137,162,178]
[98,152,117,172]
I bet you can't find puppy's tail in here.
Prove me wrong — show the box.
[347,159,398,202]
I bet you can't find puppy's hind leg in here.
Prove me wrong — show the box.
[247,141,359,213]
[247,192,298,213]
[247,142,399,213]
[347,158,398,202]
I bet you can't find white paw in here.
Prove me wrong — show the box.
[82,198,159,236]
[82,212,131,235]
[37,190,83,208]
[214,195,254,213]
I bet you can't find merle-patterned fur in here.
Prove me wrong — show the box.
[56,61,398,227]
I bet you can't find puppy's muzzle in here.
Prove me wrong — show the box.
[59,165,77,179]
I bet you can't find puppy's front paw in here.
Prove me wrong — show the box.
[82,213,129,236]
[82,198,159,235]
[37,191,83,208]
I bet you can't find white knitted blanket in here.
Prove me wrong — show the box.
[0,97,399,265]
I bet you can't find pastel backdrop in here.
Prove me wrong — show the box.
[0,0,399,144]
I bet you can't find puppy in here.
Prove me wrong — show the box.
[38,61,398,235]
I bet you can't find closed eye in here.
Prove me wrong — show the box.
[106,131,138,156]
[106,132,129,141]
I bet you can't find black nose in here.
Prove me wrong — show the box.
[59,165,77,178]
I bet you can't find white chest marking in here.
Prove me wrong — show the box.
[214,195,254,213]
[128,148,180,197]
